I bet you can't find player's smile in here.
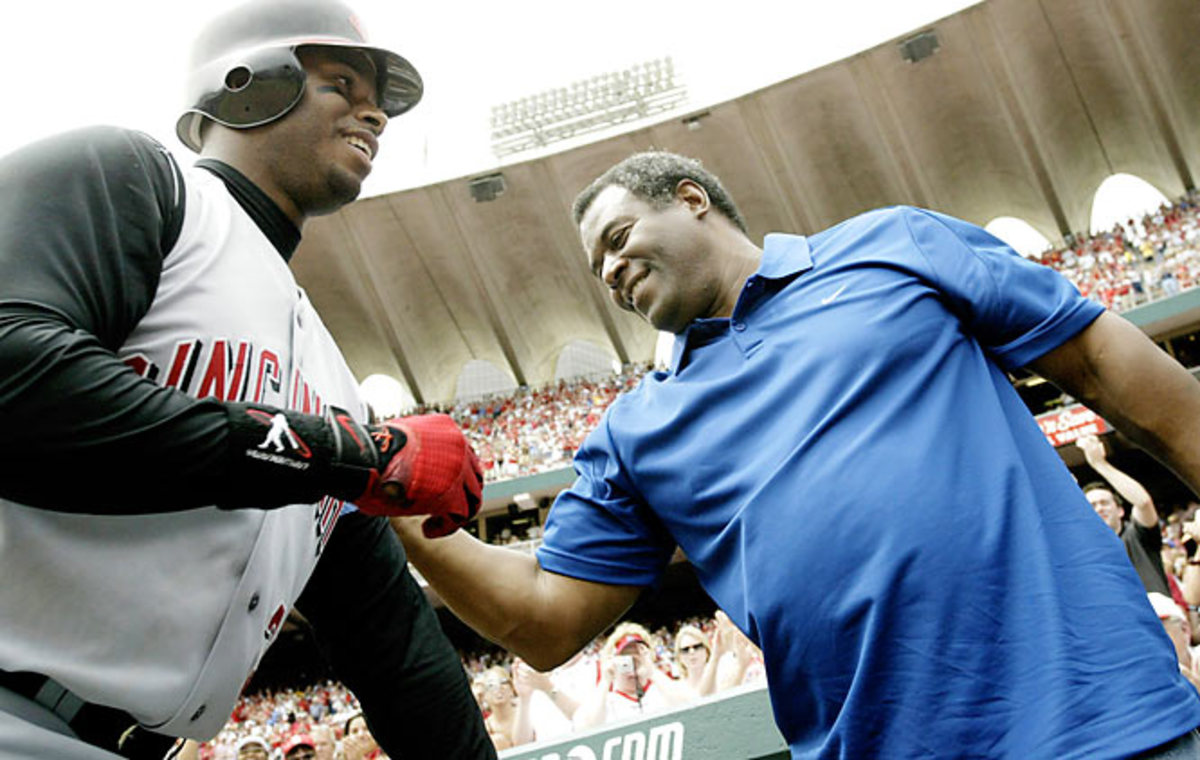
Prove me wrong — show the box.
[343,131,376,161]
[340,128,378,175]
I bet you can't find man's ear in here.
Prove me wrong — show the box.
[675,179,710,218]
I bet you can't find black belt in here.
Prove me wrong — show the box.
[0,670,179,759]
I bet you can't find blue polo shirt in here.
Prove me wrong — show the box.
[538,207,1200,758]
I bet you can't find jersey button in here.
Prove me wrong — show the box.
[248,593,260,612]
[732,322,747,332]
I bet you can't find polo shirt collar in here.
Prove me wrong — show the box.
[669,233,813,372]
[758,233,814,280]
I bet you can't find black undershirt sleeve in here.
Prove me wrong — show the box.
[296,512,496,760]
[0,127,370,512]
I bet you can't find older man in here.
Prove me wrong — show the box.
[394,151,1200,758]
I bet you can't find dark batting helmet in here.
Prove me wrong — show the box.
[175,0,423,152]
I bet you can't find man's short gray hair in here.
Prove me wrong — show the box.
[572,151,748,234]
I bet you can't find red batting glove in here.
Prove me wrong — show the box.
[353,414,483,537]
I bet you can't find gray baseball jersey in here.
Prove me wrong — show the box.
[0,126,495,758]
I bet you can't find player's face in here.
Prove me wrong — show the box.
[1086,488,1123,532]
[580,183,731,334]
[257,47,387,219]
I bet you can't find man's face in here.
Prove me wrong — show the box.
[238,744,269,760]
[1086,488,1123,532]
[285,745,316,760]
[484,672,515,703]
[1159,614,1193,668]
[613,640,653,691]
[677,634,710,671]
[311,727,336,760]
[579,184,724,334]
[250,46,387,218]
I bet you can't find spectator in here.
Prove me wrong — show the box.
[282,733,317,760]
[342,712,383,760]
[512,657,577,745]
[672,623,716,697]
[478,665,521,750]
[1149,592,1200,692]
[1076,433,1174,597]
[310,724,337,760]
[572,623,695,730]
[712,610,767,692]
[236,736,271,760]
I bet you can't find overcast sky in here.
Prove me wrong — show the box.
[6,0,980,196]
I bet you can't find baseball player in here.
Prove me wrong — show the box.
[0,1,494,758]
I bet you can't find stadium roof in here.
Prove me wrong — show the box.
[290,0,1200,406]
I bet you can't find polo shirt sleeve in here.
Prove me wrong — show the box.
[899,207,1105,370]
[536,415,675,587]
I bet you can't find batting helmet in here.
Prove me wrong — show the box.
[175,0,423,152]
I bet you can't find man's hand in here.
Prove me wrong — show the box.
[1075,433,1107,466]
[353,413,483,537]
[512,657,554,699]
[340,731,380,760]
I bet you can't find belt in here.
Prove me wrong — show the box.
[0,670,179,759]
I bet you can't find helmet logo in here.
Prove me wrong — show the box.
[224,66,253,93]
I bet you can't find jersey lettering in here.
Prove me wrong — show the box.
[314,496,342,556]
[164,339,203,390]
[254,350,281,404]
[197,339,254,401]
[122,352,159,381]
[291,369,324,416]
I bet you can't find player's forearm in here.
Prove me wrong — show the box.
[0,317,368,513]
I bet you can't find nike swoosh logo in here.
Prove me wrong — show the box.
[821,283,848,305]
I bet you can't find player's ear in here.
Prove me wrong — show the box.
[675,179,709,218]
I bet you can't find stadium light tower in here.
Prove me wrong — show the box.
[490,57,688,158]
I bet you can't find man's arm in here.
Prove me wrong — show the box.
[391,516,642,670]
[0,129,478,525]
[1075,432,1158,527]
[1029,311,1200,496]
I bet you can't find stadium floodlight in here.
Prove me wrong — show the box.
[490,57,688,158]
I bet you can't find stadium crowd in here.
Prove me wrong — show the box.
[1033,190,1200,312]
[197,192,1200,758]
[444,368,645,483]
[197,611,766,758]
